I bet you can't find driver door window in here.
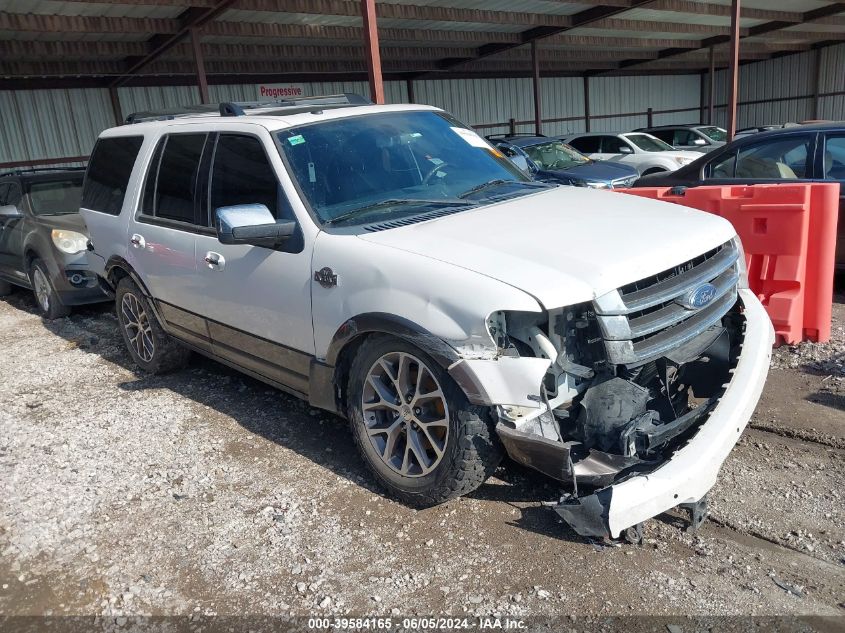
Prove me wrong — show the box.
[600,136,626,154]
[708,136,810,180]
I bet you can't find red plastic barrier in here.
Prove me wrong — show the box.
[619,184,840,345]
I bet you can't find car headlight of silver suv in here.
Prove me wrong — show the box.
[732,236,750,289]
[51,229,88,255]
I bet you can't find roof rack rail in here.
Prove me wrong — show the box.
[0,166,86,179]
[125,93,372,124]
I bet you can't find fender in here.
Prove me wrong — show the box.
[311,313,466,416]
[324,312,462,370]
[104,255,166,329]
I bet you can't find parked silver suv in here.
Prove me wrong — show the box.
[82,95,773,540]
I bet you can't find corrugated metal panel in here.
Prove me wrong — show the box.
[379,0,593,16]
[0,88,113,164]
[589,74,700,132]
[819,43,845,96]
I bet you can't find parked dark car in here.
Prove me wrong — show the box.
[489,135,639,189]
[634,122,845,270]
[634,124,727,153]
[0,168,108,318]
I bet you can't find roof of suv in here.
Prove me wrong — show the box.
[104,103,441,137]
[0,167,85,182]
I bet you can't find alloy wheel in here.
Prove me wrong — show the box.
[32,266,51,312]
[121,292,155,363]
[362,351,449,477]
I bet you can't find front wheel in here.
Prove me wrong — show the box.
[29,259,70,320]
[115,276,191,374]
[347,335,502,507]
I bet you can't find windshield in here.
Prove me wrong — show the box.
[276,111,533,226]
[27,180,83,215]
[698,126,727,142]
[625,134,675,152]
[521,141,590,170]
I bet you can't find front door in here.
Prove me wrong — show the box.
[191,132,316,394]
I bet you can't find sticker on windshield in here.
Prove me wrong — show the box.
[450,127,489,149]
[287,134,306,146]
[428,157,445,166]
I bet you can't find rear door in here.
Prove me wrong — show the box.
[819,133,845,269]
[129,132,204,324]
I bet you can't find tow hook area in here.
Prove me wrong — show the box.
[681,495,709,533]
[553,492,711,543]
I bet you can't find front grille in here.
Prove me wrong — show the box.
[593,241,740,366]
[611,176,638,189]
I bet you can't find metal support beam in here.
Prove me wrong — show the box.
[361,0,384,104]
[406,78,415,104]
[812,47,822,119]
[532,41,542,136]
[108,87,122,126]
[190,27,209,104]
[726,0,741,140]
[708,45,715,124]
[583,75,590,132]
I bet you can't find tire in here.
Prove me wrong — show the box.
[29,259,71,320]
[0,279,12,297]
[347,335,502,507]
[115,276,191,374]
[642,167,668,176]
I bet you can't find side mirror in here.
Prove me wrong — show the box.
[215,204,296,247]
[0,204,22,218]
[692,138,708,146]
[618,146,634,154]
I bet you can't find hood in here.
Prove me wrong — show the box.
[34,212,88,234]
[357,187,736,309]
[663,150,705,161]
[544,160,638,182]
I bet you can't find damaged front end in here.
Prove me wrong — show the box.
[450,239,774,539]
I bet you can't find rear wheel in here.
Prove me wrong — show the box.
[115,276,190,374]
[347,335,502,507]
[29,259,70,320]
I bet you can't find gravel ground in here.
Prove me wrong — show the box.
[1,288,844,619]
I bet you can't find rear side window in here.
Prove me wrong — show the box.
[569,136,600,153]
[209,134,279,224]
[600,136,627,153]
[6,182,22,207]
[82,136,143,215]
[649,130,675,144]
[0,183,8,205]
[153,134,208,224]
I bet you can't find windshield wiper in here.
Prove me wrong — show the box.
[457,179,546,199]
[324,198,473,226]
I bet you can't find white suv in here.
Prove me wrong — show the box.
[81,95,773,540]
[561,132,702,176]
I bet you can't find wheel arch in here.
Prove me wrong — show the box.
[320,313,463,417]
[104,256,166,328]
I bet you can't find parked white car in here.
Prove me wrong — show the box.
[81,96,773,541]
[561,132,702,176]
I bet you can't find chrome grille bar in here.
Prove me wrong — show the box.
[594,240,741,366]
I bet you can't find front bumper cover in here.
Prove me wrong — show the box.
[555,289,774,538]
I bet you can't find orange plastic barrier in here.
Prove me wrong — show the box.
[619,184,840,345]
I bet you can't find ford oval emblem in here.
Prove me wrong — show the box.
[681,283,717,309]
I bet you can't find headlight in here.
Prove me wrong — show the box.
[732,236,750,289]
[51,229,88,254]
[674,156,694,166]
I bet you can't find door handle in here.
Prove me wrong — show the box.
[130,234,145,248]
[204,251,225,270]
